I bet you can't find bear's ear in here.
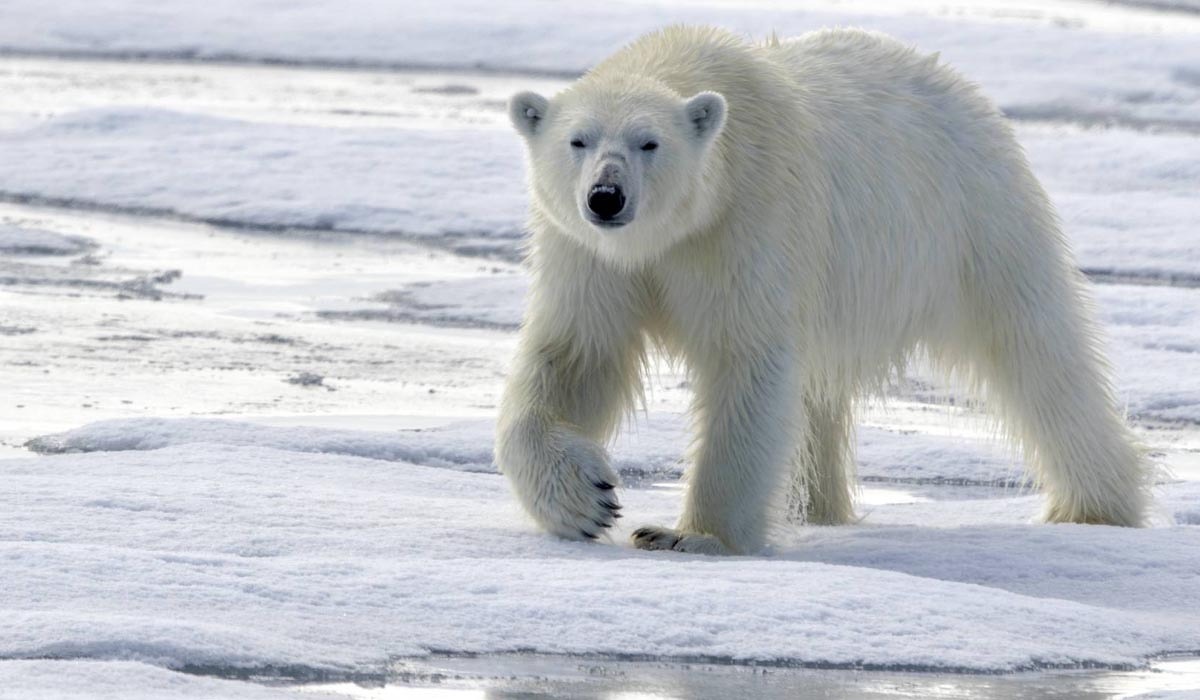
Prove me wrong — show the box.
[509,91,550,138]
[683,91,727,144]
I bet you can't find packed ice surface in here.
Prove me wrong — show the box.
[0,109,527,257]
[0,224,95,256]
[3,435,1199,676]
[0,660,343,699]
[318,275,529,330]
[27,413,1030,486]
[1,0,1199,696]
[1,108,1198,278]
[1096,284,1200,425]
[2,0,1200,128]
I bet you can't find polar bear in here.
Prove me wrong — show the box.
[496,25,1151,555]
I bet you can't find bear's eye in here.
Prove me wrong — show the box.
[570,139,586,149]
[641,141,659,152]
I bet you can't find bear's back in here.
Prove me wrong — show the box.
[770,28,1007,154]
[591,25,1002,147]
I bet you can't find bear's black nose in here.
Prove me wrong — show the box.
[587,184,626,221]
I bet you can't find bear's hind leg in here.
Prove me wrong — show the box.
[787,392,857,525]
[953,223,1151,526]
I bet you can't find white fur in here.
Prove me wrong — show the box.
[497,26,1152,554]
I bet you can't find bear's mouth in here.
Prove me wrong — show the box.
[592,219,627,229]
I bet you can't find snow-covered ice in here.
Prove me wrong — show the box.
[2,0,1200,128]
[318,275,528,330]
[0,224,95,256]
[2,0,1199,696]
[1022,127,1200,283]
[26,413,1029,486]
[0,109,527,257]
[3,436,1198,676]
[0,661,342,699]
[1096,284,1200,426]
[2,109,1198,279]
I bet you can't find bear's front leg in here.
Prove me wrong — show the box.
[497,337,641,539]
[632,346,800,555]
[495,242,646,541]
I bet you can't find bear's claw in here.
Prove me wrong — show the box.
[631,526,680,550]
[631,525,731,555]
[519,427,622,543]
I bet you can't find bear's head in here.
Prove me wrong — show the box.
[509,79,727,265]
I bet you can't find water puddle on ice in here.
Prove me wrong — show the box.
[293,654,1200,699]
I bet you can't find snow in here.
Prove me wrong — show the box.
[0,224,95,256]
[0,660,343,699]
[1,111,1196,281]
[24,416,506,472]
[0,109,526,257]
[1023,127,1200,284]
[1111,1,1200,11]
[318,275,528,330]
[1134,691,1200,700]
[2,437,1198,677]
[26,413,1026,486]
[1096,284,1200,425]
[1,0,1199,129]
[2,0,1199,695]
[782,520,1200,612]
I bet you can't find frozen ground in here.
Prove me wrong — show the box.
[1,97,1198,278]
[1,1,1199,698]
[3,0,1200,127]
[3,434,1200,673]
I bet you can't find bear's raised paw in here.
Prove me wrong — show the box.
[501,425,624,542]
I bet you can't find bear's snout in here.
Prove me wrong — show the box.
[587,184,627,224]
